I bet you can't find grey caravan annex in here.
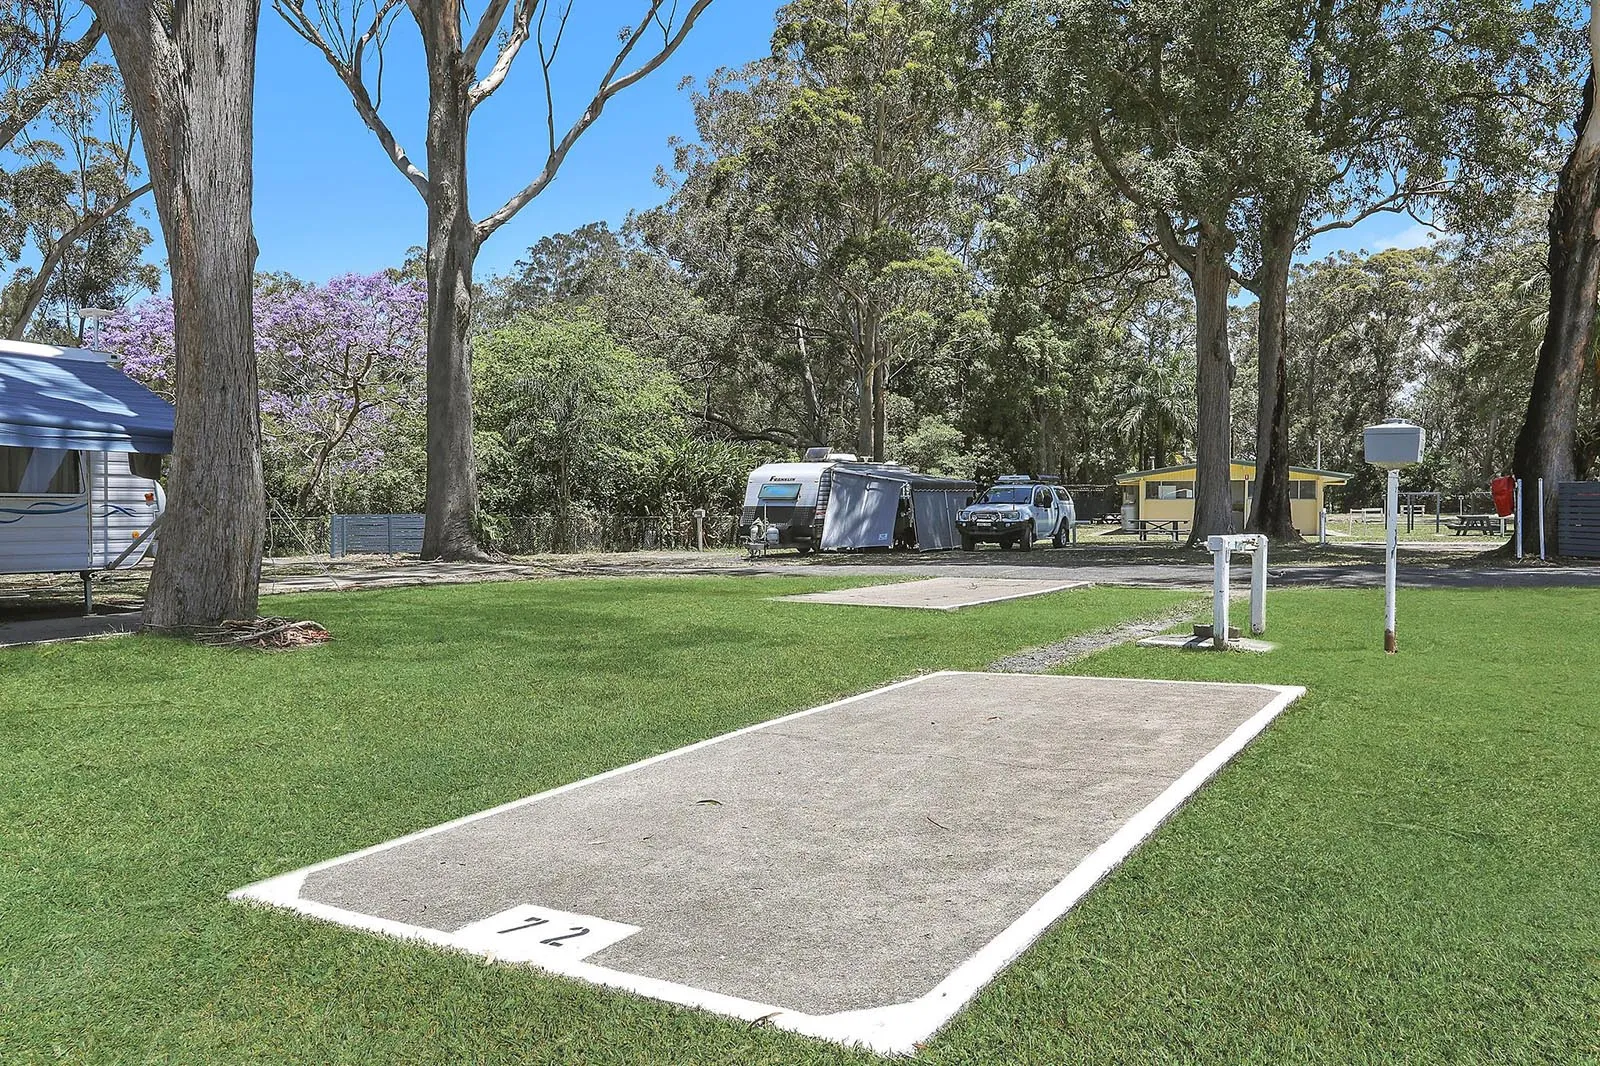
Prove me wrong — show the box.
[0,340,172,608]
[742,450,975,553]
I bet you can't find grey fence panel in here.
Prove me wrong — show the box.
[329,513,426,557]
[1558,483,1600,559]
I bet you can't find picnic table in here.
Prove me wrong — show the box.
[1445,513,1509,536]
[1129,519,1188,543]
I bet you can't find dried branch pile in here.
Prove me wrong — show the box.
[193,617,331,650]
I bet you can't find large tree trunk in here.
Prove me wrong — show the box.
[1189,219,1236,544]
[93,0,265,628]
[1247,199,1302,541]
[415,6,484,561]
[1513,67,1600,557]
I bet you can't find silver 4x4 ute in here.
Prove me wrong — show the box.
[956,477,1076,551]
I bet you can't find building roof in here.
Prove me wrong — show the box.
[1115,460,1352,485]
[0,340,174,454]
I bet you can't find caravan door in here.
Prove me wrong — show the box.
[88,451,163,568]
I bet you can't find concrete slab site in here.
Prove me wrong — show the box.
[233,672,1302,1055]
[774,576,1089,611]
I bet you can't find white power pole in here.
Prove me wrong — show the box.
[1384,469,1399,654]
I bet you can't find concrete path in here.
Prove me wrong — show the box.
[774,576,1089,610]
[232,672,1301,1054]
[0,609,142,649]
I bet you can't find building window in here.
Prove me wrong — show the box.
[0,446,82,495]
[1289,480,1318,500]
[1145,480,1195,501]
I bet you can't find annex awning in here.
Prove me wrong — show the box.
[821,466,976,552]
[0,342,174,454]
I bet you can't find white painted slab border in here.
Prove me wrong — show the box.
[230,671,1303,1057]
[773,578,1092,611]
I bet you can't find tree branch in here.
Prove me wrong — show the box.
[463,0,514,67]
[473,0,714,246]
[471,0,546,110]
[5,180,152,339]
[0,19,106,153]
[273,0,429,198]
[697,407,802,446]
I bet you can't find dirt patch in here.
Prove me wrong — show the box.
[988,597,1206,672]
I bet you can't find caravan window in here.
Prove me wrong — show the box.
[757,482,802,502]
[0,446,82,495]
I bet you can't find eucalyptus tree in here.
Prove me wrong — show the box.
[0,0,104,153]
[1,2,153,340]
[1421,202,1549,492]
[85,0,265,629]
[1283,247,1438,500]
[277,0,714,560]
[1516,0,1600,554]
[648,0,1001,461]
[971,149,1174,478]
[1009,0,1301,542]
[1,70,154,338]
[1240,0,1578,539]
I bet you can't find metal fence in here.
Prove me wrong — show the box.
[481,512,744,555]
[261,512,744,558]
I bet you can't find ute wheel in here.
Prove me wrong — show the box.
[1052,525,1067,548]
[1019,524,1034,552]
[796,544,814,556]
[960,535,976,551]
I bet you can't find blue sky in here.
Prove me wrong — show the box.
[253,2,784,282]
[199,2,1429,286]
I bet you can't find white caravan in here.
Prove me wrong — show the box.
[0,339,171,607]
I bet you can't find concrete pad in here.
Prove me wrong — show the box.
[774,576,1089,611]
[1138,634,1277,653]
[232,672,1301,1055]
[0,609,141,649]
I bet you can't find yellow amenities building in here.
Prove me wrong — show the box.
[1115,460,1351,535]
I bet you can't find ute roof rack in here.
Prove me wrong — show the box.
[995,474,1062,484]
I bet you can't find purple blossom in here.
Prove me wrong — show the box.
[102,272,427,509]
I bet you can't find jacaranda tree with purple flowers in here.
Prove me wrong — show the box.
[105,270,427,518]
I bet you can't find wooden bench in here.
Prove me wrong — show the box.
[1444,514,1508,536]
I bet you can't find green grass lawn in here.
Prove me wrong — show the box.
[2,577,1596,1064]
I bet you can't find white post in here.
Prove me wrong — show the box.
[1318,507,1327,546]
[1212,549,1231,650]
[1250,534,1267,635]
[1514,479,1524,560]
[1385,468,1399,654]
[1537,477,1546,561]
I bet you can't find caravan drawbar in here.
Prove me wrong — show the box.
[740,452,864,554]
